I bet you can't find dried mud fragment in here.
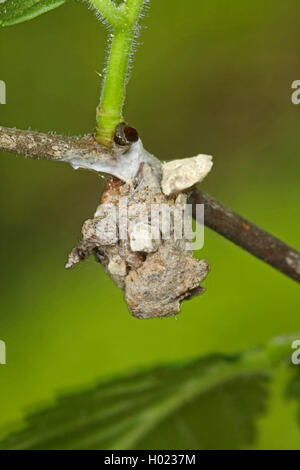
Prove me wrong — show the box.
[66,144,211,318]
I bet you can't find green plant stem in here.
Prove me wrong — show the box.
[92,0,145,147]
[90,0,123,28]
[96,26,135,147]
[124,0,145,24]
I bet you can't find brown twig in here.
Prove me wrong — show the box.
[188,189,300,283]
[0,125,110,161]
[1,125,299,283]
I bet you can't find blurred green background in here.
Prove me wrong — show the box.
[0,0,299,449]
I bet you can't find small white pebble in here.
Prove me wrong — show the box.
[108,256,127,277]
[130,222,159,253]
[161,155,213,196]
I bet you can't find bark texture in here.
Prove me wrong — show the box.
[189,190,300,283]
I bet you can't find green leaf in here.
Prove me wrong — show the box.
[0,0,66,27]
[286,368,300,424]
[0,335,297,450]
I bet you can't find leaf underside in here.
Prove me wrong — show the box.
[0,0,66,26]
[1,332,300,451]
[0,353,271,450]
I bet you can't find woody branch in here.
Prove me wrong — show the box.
[1,125,299,284]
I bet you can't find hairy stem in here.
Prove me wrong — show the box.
[89,0,124,28]
[124,0,146,24]
[93,0,145,147]
[0,125,110,161]
[96,26,135,147]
